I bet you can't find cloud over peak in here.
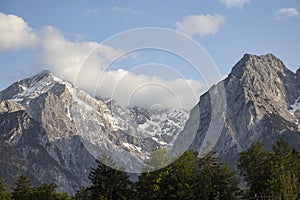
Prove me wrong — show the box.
[175,14,225,36]
[0,12,39,52]
[0,12,208,110]
[40,27,205,110]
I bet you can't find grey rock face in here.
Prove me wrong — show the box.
[0,70,189,194]
[1,53,299,194]
[174,53,300,165]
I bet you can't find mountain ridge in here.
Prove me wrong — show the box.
[173,53,300,166]
[0,53,299,194]
[0,69,189,194]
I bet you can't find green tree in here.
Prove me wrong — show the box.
[31,183,57,200]
[31,182,70,200]
[238,141,270,197]
[11,174,32,200]
[239,139,300,199]
[197,150,239,200]
[268,139,300,199]
[166,150,199,199]
[135,148,172,199]
[136,166,172,200]
[137,150,198,200]
[0,178,11,200]
[11,174,70,200]
[143,148,172,172]
[88,153,131,200]
[137,149,239,200]
[72,188,92,200]
[53,192,71,200]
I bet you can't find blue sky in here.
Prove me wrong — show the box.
[0,0,299,109]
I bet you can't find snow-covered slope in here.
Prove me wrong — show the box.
[0,70,189,194]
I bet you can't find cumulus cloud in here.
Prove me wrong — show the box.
[40,26,125,84]
[40,26,205,109]
[0,12,206,109]
[274,8,299,19]
[175,14,225,36]
[219,0,250,8]
[0,12,39,52]
[95,70,205,109]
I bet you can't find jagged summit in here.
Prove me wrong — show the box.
[0,70,63,102]
[230,53,288,79]
[227,53,299,107]
[0,68,190,193]
[174,53,300,168]
[35,69,52,76]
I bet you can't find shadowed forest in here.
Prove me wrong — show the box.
[1,139,300,200]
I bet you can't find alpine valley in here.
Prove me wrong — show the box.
[0,53,299,194]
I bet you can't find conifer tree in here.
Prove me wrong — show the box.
[0,178,11,200]
[268,139,300,199]
[136,148,174,200]
[137,149,239,199]
[88,153,131,200]
[11,174,32,200]
[197,150,239,199]
[238,141,270,197]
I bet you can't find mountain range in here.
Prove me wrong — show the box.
[0,53,299,194]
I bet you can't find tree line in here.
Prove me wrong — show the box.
[1,138,300,200]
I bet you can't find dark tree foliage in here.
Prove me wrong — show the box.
[137,149,239,200]
[197,150,239,200]
[31,183,70,200]
[5,139,300,200]
[72,188,92,200]
[11,174,32,200]
[268,139,300,199]
[10,174,70,200]
[88,153,132,200]
[238,139,300,199]
[0,178,11,200]
[238,141,271,197]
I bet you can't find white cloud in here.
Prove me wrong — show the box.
[40,26,124,84]
[40,26,206,109]
[219,0,250,8]
[0,12,205,110]
[86,9,99,15]
[0,12,39,52]
[175,14,225,36]
[274,8,299,19]
[95,70,206,109]
[112,6,141,15]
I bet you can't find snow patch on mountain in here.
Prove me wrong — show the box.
[2,70,191,173]
[290,96,300,114]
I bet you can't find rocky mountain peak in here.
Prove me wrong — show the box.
[0,69,67,102]
[33,69,52,78]
[175,53,300,169]
[230,53,287,79]
[227,53,299,108]
[0,53,299,194]
[0,69,191,193]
